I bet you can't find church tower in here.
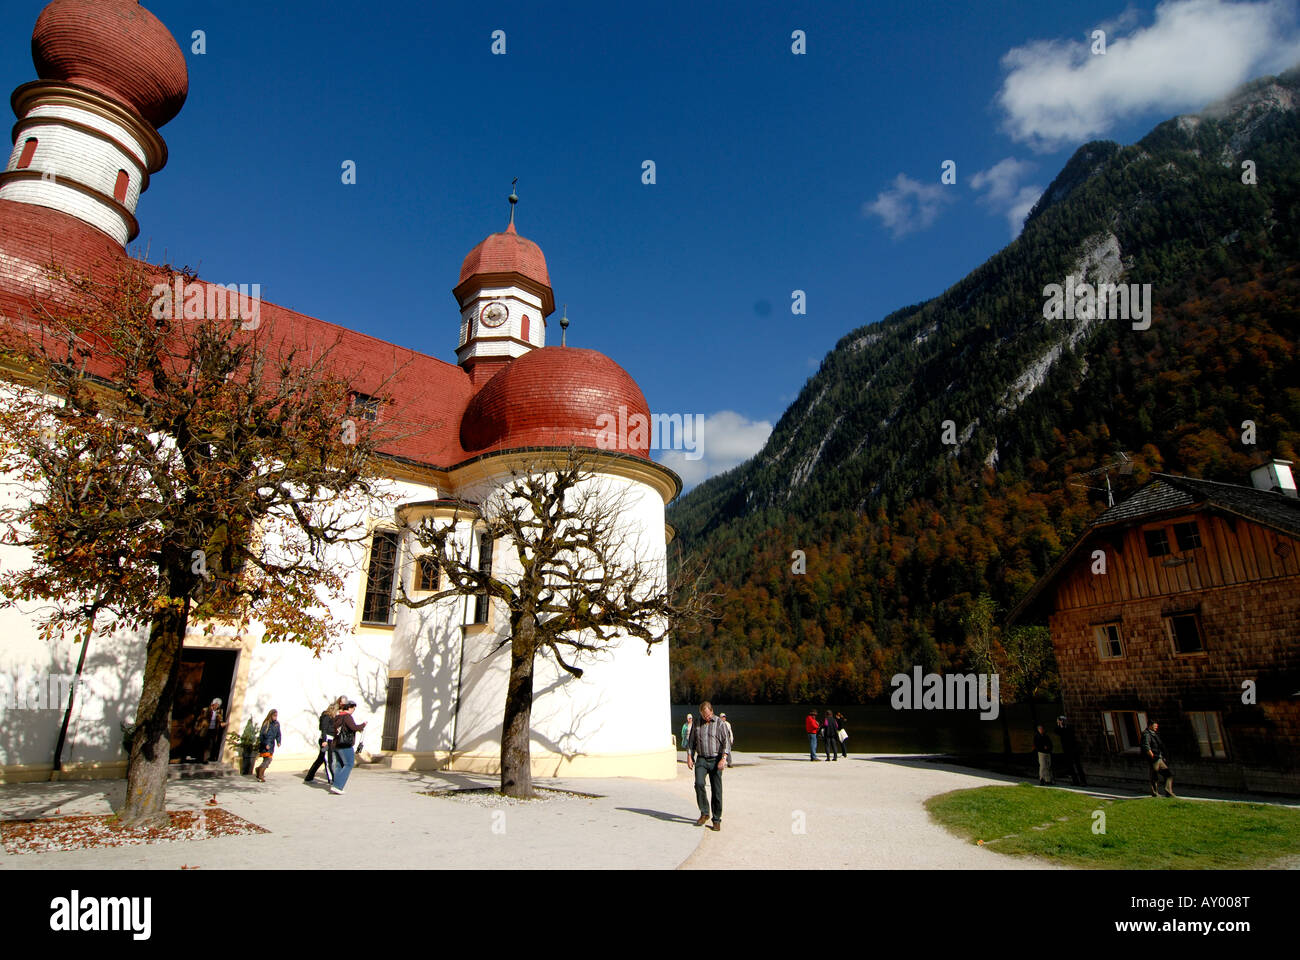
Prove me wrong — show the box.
[0,0,188,247]
[453,188,556,389]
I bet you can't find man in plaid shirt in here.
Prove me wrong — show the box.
[687,701,732,831]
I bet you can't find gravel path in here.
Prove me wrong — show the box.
[0,753,1063,869]
[676,753,1063,870]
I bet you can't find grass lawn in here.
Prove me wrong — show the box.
[925,783,1300,869]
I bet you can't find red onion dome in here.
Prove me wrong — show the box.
[456,221,554,315]
[460,347,651,458]
[32,0,189,128]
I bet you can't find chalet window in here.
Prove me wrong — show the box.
[1188,711,1228,759]
[416,556,440,592]
[1094,622,1124,660]
[350,393,380,422]
[361,530,400,625]
[1173,521,1202,551]
[1167,612,1205,654]
[1143,528,1171,558]
[472,532,494,625]
[1100,710,1147,753]
[17,137,37,169]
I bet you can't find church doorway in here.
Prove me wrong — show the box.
[169,648,238,762]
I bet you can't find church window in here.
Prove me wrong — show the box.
[472,532,494,624]
[361,530,400,625]
[416,556,440,592]
[17,138,37,169]
[113,170,129,203]
[521,314,530,341]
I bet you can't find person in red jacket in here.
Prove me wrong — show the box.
[805,710,821,761]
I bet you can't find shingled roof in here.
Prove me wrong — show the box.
[1009,472,1300,625]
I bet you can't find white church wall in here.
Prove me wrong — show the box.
[444,464,674,777]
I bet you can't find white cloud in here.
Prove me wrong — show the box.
[996,0,1300,151]
[970,157,1045,237]
[863,173,952,238]
[655,410,772,491]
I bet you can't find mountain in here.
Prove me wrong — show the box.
[668,68,1300,705]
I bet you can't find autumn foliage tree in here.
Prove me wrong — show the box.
[0,260,392,826]
[399,452,711,798]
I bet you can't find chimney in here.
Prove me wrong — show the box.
[1250,459,1297,498]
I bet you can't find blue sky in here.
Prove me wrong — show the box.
[4,0,1298,486]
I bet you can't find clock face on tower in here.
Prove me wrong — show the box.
[479,301,509,328]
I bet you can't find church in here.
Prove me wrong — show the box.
[0,0,680,782]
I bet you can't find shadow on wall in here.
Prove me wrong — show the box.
[452,652,609,769]
[0,621,146,772]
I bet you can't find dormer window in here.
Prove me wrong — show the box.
[350,393,380,422]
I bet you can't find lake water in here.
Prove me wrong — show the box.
[671,702,1064,755]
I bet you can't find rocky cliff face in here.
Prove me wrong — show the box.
[671,67,1300,545]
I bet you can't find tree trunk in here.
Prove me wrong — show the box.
[499,635,535,799]
[999,710,1013,755]
[120,590,190,827]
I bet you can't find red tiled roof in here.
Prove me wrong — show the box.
[456,222,554,316]
[460,346,652,459]
[32,0,188,128]
[0,203,655,473]
[0,200,472,467]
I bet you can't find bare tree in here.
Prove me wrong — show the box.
[399,451,711,798]
[0,259,399,826]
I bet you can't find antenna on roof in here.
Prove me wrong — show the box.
[1069,452,1135,506]
[560,303,569,346]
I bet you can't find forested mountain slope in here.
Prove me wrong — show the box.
[668,69,1300,704]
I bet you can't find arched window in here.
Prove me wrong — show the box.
[521,314,530,341]
[113,170,129,203]
[17,138,37,170]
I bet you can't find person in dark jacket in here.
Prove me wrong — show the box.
[330,701,367,796]
[805,710,821,761]
[201,698,227,763]
[256,709,281,781]
[1033,724,1054,785]
[821,709,839,761]
[834,711,849,758]
[304,696,345,785]
[1140,720,1175,797]
[1056,715,1086,785]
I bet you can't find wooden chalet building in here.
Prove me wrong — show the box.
[1011,461,1300,794]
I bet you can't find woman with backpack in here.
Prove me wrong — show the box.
[330,701,367,796]
[256,709,281,781]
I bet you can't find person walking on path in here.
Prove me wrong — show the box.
[805,710,821,761]
[256,709,281,781]
[1033,723,1054,785]
[202,698,227,764]
[1141,720,1175,797]
[687,701,731,831]
[1056,715,1086,786]
[304,696,345,785]
[680,714,693,755]
[329,701,367,796]
[834,711,849,758]
[720,712,734,766]
[821,710,840,761]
